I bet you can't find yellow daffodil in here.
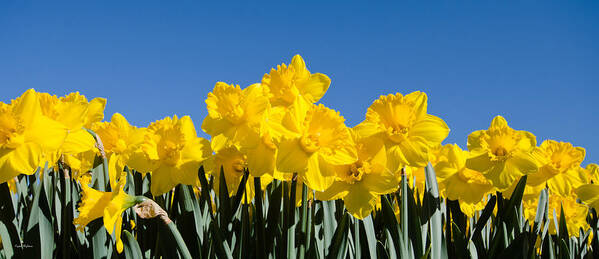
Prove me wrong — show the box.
[576,182,599,211]
[316,131,398,219]
[437,144,494,212]
[134,115,212,196]
[272,102,358,192]
[547,195,589,237]
[354,92,450,170]
[202,82,269,152]
[93,113,146,188]
[466,116,538,191]
[261,54,331,108]
[528,140,586,196]
[207,146,272,202]
[0,89,68,183]
[74,173,146,253]
[241,105,292,178]
[38,92,106,155]
[524,192,588,237]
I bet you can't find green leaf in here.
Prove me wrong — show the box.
[406,181,423,257]
[361,215,378,259]
[424,163,443,259]
[38,179,55,259]
[322,200,337,253]
[0,182,19,258]
[451,223,468,259]
[197,166,215,220]
[298,182,310,259]
[501,176,527,225]
[383,229,397,259]
[327,213,349,259]
[253,177,266,258]
[167,222,192,259]
[533,188,548,234]
[558,205,569,242]
[209,221,233,259]
[400,173,409,251]
[122,230,142,259]
[265,180,283,254]
[472,195,496,238]
[230,169,249,215]
[380,195,401,257]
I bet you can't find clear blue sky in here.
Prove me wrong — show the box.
[1,2,598,165]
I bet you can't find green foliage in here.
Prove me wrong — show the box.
[1,158,598,258]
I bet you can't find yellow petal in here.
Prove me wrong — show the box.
[85,97,106,127]
[126,150,157,173]
[466,130,485,150]
[490,115,508,129]
[276,138,310,173]
[466,152,493,172]
[181,137,211,163]
[403,91,428,119]
[56,102,88,129]
[0,143,43,182]
[391,137,429,167]
[301,155,335,192]
[13,89,42,128]
[26,115,68,151]
[298,73,330,104]
[362,168,398,195]
[343,184,377,219]
[73,185,112,230]
[177,160,202,187]
[408,114,450,146]
[316,181,350,201]
[576,184,599,210]
[178,116,198,142]
[320,143,358,166]
[508,152,539,175]
[201,115,233,137]
[150,165,178,196]
[245,141,276,177]
[547,174,573,197]
[353,122,384,139]
[61,128,96,154]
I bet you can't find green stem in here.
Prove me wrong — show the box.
[167,222,192,259]
[298,183,309,259]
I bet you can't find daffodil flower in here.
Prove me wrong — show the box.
[354,91,450,171]
[261,55,331,108]
[272,101,358,192]
[74,173,146,253]
[546,195,589,237]
[466,116,539,191]
[437,144,495,214]
[202,82,269,152]
[0,89,68,183]
[316,131,397,219]
[528,140,586,196]
[38,91,106,156]
[576,179,599,211]
[93,113,146,189]
[133,115,212,196]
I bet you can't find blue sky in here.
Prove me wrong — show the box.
[1,2,598,165]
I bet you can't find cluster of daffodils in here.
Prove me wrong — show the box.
[1,55,598,253]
